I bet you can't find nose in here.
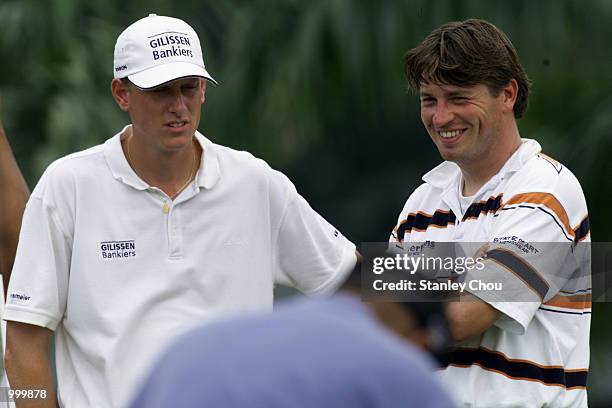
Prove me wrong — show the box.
[432,102,454,129]
[168,89,187,113]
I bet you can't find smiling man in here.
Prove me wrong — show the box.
[3,14,357,408]
[390,20,590,407]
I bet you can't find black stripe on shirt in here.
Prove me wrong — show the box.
[462,194,503,221]
[485,248,549,300]
[560,288,592,295]
[574,216,590,242]
[396,210,456,242]
[446,347,588,389]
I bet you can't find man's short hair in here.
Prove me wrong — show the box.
[404,19,531,118]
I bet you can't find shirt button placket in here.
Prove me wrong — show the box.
[167,205,183,258]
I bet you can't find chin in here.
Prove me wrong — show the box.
[173,132,196,145]
[163,135,192,150]
[435,145,455,160]
[438,147,467,164]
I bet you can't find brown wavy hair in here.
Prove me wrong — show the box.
[404,19,531,118]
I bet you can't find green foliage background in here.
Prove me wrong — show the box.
[1,0,611,404]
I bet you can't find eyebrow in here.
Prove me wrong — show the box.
[146,85,170,92]
[419,90,470,99]
[445,91,469,97]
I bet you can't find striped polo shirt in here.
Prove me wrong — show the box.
[390,139,590,407]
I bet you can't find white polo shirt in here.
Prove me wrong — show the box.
[4,127,356,408]
[390,139,590,407]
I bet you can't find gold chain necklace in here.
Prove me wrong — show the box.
[126,134,198,204]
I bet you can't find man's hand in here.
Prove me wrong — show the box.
[5,322,56,408]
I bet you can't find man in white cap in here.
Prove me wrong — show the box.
[4,14,357,408]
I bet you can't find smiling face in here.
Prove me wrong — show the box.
[419,82,508,168]
[112,77,206,153]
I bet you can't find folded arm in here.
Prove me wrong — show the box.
[446,294,501,342]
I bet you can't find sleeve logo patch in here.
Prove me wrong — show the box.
[9,293,31,303]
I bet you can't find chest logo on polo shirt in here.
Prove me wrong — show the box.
[100,240,136,259]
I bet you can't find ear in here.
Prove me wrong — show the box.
[501,79,518,113]
[200,79,207,104]
[111,78,131,112]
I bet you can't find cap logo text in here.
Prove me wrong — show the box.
[148,32,194,60]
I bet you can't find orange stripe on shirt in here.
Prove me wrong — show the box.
[539,153,561,168]
[503,192,574,238]
[544,293,592,310]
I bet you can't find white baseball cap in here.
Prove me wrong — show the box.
[113,13,217,89]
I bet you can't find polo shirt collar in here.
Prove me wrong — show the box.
[104,125,148,191]
[422,138,542,190]
[103,125,221,191]
[193,131,221,189]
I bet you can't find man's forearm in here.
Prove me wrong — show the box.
[5,321,56,408]
[5,349,56,408]
[0,121,30,294]
[446,294,501,342]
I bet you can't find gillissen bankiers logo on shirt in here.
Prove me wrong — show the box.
[100,240,136,259]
